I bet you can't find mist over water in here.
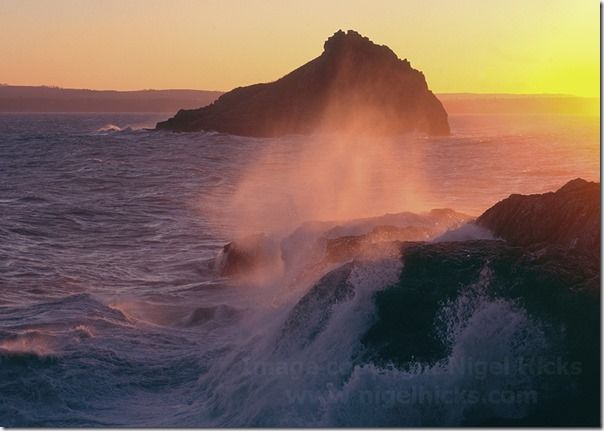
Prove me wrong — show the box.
[220,134,430,236]
[211,113,598,234]
[0,112,598,426]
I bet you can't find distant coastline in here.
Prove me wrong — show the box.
[0,84,597,116]
[438,93,598,116]
[0,85,222,113]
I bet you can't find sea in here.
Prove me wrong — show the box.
[0,112,599,426]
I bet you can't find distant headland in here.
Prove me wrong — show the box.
[156,30,450,136]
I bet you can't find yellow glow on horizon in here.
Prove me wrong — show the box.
[0,0,599,97]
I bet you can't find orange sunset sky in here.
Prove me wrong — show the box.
[0,0,599,97]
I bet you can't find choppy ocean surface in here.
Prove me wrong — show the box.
[0,113,599,426]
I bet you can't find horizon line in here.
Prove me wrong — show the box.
[0,83,597,99]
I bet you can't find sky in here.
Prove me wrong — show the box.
[0,0,599,96]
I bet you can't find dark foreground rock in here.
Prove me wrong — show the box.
[358,179,600,425]
[476,178,600,266]
[157,30,449,136]
[277,178,599,426]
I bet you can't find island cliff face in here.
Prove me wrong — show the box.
[156,30,449,136]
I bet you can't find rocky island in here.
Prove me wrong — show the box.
[156,30,449,136]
